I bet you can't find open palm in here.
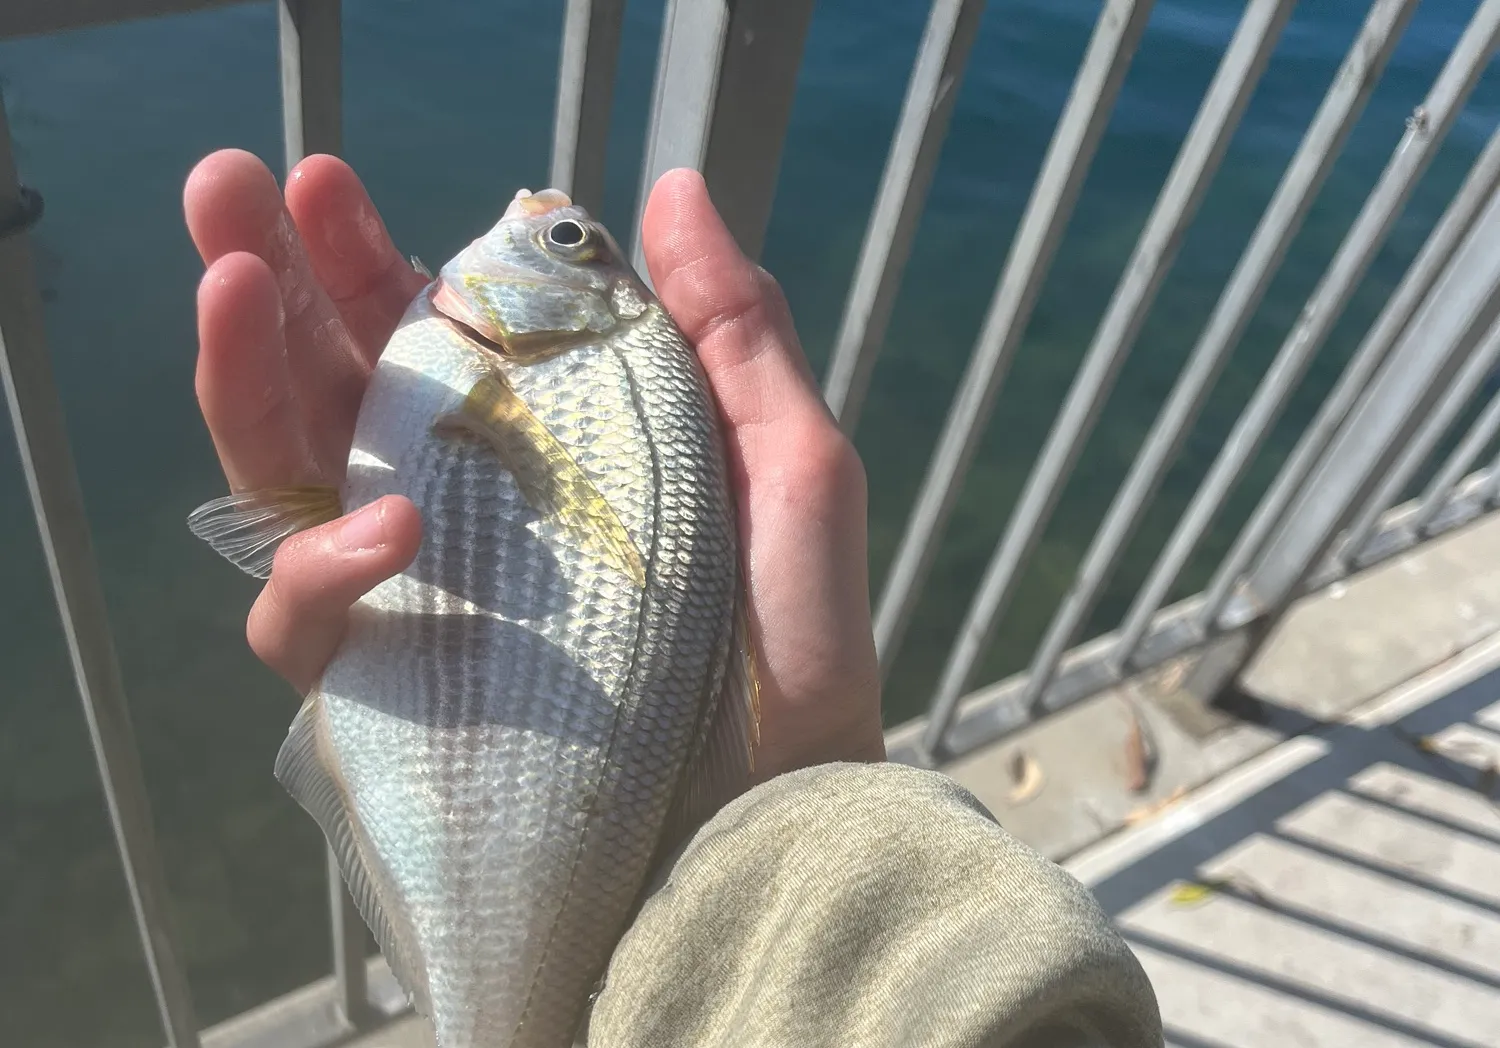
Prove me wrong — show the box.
[184,149,884,781]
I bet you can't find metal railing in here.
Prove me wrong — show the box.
[6,1,1500,1045]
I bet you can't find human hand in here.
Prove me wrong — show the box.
[184,149,884,779]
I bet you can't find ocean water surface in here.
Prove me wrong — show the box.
[3,1,1498,1043]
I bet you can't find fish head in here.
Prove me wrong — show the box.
[431,188,651,361]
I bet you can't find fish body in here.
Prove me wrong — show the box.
[190,190,757,1047]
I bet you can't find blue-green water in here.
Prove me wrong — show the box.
[2,1,1497,1043]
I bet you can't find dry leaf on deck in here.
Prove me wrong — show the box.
[1122,704,1157,794]
[1123,785,1188,826]
[1005,750,1045,805]
[1166,873,1265,908]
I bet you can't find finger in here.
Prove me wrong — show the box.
[248,495,422,693]
[640,168,828,433]
[183,148,369,478]
[285,155,429,356]
[195,252,319,490]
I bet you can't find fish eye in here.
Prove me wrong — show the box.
[546,219,587,248]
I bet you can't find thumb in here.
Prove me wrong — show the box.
[639,168,830,433]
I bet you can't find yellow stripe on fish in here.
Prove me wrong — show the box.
[436,356,648,589]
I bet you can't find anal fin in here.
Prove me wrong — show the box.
[187,485,343,579]
[275,694,433,1016]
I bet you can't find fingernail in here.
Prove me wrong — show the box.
[338,501,387,552]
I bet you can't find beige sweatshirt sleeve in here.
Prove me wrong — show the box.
[587,761,1163,1048]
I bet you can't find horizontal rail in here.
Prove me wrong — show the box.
[887,588,1229,767]
[1306,466,1500,589]
[1,0,241,39]
[189,954,410,1048]
[888,458,1500,766]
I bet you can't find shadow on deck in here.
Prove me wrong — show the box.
[1069,636,1500,1047]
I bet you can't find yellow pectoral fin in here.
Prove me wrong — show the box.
[187,484,343,578]
[435,368,647,587]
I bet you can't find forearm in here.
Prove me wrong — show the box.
[589,762,1163,1048]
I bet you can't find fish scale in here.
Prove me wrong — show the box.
[187,189,756,1048]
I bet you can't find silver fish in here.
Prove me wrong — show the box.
[188,188,759,1047]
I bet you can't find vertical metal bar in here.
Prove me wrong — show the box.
[278,0,343,168]
[1243,183,1500,617]
[1017,0,1417,714]
[918,0,1296,761]
[0,99,201,1048]
[327,845,367,1016]
[1114,0,1500,663]
[869,0,1156,671]
[819,0,988,433]
[1340,309,1500,562]
[634,0,730,250]
[632,0,816,272]
[550,0,625,215]
[1411,379,1500,535]
[277,1,366,1024]
[326,846,370,1028]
